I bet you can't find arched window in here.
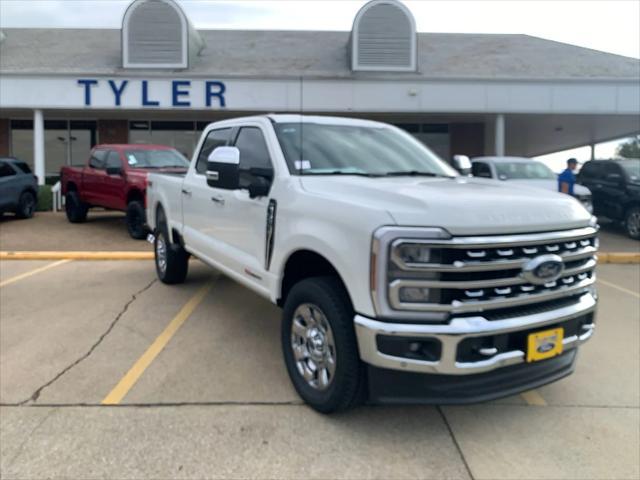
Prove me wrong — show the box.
[351,0,417,72]
[122,0,188,68]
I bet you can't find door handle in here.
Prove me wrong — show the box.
[211,195,225,205]
[181,189,192,196]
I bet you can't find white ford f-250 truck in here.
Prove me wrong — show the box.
[146,115,598,413]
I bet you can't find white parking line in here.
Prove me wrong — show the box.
[0,259,72,288]
[598,278,640,299]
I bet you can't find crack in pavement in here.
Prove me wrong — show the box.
[17,279,157,406]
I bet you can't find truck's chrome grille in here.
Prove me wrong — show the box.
[387,227,598,315]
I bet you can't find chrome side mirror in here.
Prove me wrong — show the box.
[207,146,240,190]
[452,155,472,175]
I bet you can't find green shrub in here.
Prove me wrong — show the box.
[37,185,53,211]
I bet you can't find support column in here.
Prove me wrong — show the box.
[590,143,596,161]
[33,109,45,186]
[494,114,505,156]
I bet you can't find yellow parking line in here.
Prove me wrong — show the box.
[101,281,213,405]
[520,390,547,406]
[597,278,640,299]
[0,259,72,288]
[0,251,153,260]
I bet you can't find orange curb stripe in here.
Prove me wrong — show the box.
[0,251,153,260]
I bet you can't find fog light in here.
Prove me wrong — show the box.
[399,286,430,303]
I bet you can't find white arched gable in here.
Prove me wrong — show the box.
[351,0,417,72]
[122,0,189,69]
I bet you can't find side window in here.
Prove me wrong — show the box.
[233,127,272,188]
[601,162,622,179]
[89,149,107,169]
[580,162,602,181]
[472,162,492,178]
[14,162,32,174]
[196,128,231,174]
[0,161,16,178]
[105,151,122,170]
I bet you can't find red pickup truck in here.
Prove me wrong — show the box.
[60,144,189,239]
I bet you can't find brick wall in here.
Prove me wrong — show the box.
[0,119,10,156]
[97,120,129,144]
[450,123,485,158]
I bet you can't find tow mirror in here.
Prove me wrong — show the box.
[207,146,240,190]
[452,155,472,175]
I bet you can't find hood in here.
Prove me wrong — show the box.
[300,176,592,235]
[507,179,592,196]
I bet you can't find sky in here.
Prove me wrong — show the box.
[1,0,638,167]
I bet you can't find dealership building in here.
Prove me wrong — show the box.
[0,0,639,184]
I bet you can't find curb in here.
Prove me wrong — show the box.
[1,251,638,263]
[0,251,154,260]
[597,253,640,264]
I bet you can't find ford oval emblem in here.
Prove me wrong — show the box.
[537,341,556,353]
[522,254,564,285]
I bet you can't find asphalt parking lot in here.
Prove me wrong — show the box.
[0,255,638,479]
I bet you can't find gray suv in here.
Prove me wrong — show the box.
[0,157,38,219]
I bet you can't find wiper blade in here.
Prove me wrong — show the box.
[384,170,450,178]
[303,170,383,177]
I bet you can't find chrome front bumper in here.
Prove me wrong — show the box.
[354,292,597,376]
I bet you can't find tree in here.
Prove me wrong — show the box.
[616,136,640,159]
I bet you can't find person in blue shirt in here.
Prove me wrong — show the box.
[558,158,578,196]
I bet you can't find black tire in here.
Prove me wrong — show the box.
[281,276,365,413]
[624,206,640,240]
[126,200,148,240]
[15,190,36,219]
[154,210,189,284]
[65,191,88,223]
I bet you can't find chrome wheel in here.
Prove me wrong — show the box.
[290,303,336,391]
[156,234,167,275]
[627,210,640,238]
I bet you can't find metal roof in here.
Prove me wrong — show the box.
[0,28,638,80]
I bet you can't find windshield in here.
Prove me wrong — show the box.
[495,162,556,180]
[124,149,190,169]
[274,123,457,177]
[619,159,640,182]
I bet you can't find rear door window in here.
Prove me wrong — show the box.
[472,162,492,178]
[89,149,107,169]
[0,162,16,177]
[196,128,232,174]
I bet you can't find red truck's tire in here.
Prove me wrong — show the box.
[281,276,366,413]
[126,201,148,240]
[154,214,189,284]
[65,191,88,223]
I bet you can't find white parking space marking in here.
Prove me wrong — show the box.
[0,259,72,288]
[598,278,640,298]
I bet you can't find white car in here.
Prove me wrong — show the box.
[147,115,598,413]
[471,156,593,213]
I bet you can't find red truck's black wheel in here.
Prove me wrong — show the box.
[282,276,365,413]
[154,210,189,284]
[126,201,148,240]
[65,191,88,223]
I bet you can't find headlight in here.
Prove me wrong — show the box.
[370,227,450,321]
[393,243,432,266]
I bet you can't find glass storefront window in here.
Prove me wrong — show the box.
[10,120,97,178]
[129,121,199,160]
[395,123,450,160]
